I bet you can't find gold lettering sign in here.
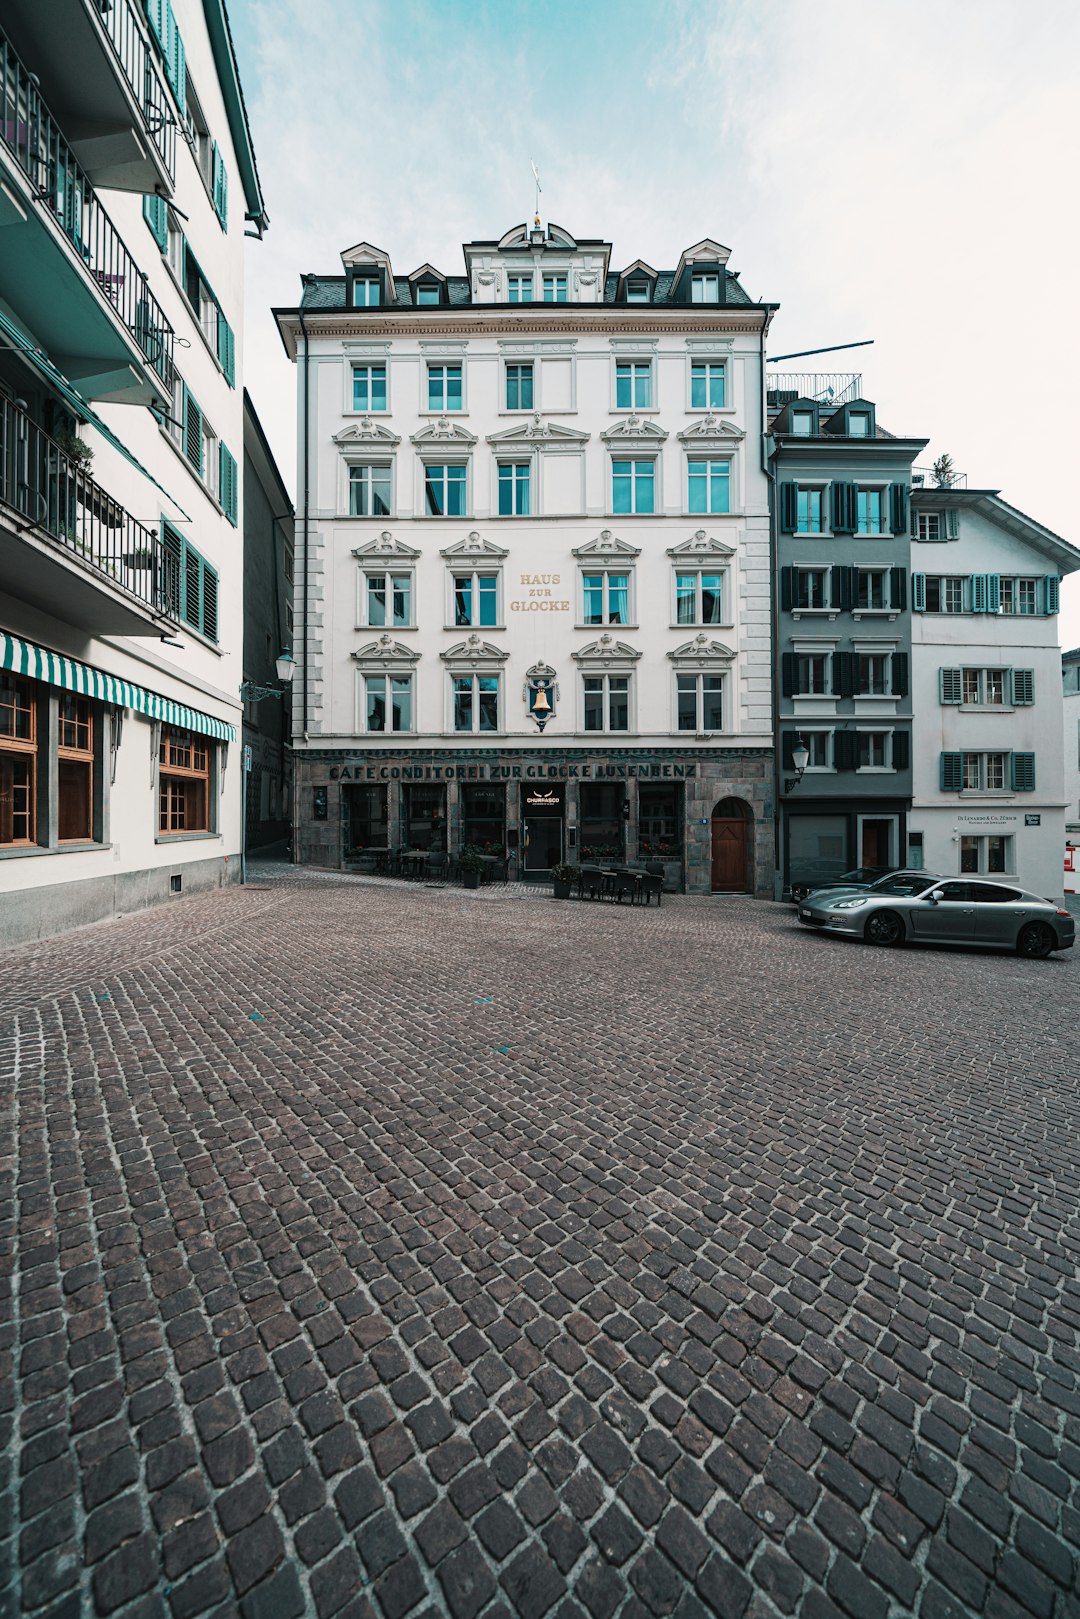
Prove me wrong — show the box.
[511,572,570,612]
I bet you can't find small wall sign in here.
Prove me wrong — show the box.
[1024,813,1041,826]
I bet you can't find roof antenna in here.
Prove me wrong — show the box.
[531,160,542,229]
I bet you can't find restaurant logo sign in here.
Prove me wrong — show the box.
[524,663,558,732]
[524,787,562,809]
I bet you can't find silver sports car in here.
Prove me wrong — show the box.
[798,876,1075,957]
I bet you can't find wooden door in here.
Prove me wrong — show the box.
[711,817,747,891]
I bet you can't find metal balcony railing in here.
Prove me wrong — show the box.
[912,466,968,490]
[0,26,175,384]
[766,372,862,408]
[97,0,177,181]
[0,395,173,619]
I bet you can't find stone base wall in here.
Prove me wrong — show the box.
[0,855,238,948]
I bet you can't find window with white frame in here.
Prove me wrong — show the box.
[424,464,467,517]
[962,752,1007,790]
[507,274,532,303]
[453,674,500,732]
[796,654,829,695]
[795,567,830,610]
[415,284,440,306]
[349,464,392,517]
[497,462,530,516]
[856,568,890,610]
[858,654,890,696]
[427,364,462,412]
[917,511,941,541]
[962,668,1006,706]
[797,489,823,533]
[857,731,890,769]
[1000,577,1039,615]
[352,275,379,307]
[691,273,720,302]
[581,572,630,627]
[961,836,1013,875]
[848,411,871,438]
[363,674,413,733]
[616,361,652,410]
[626,279,650,303]
[363,571,412,629]
[453,572,499,628]
[612,460,654,514]
[791,410,815,437]
[505,363,533,411]
[676,672,724,732]
[803,731,833,771]
[688,459,730,515]
[690,362,725,409]
[925,575,965,612]
[674,571,724,626]
[856,488,883,534]
[352,364,387,412]
[543,274,567,302]
[583,675,630,733]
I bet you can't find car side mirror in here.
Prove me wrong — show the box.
[925,895,939,905]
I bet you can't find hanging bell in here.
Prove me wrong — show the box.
[532,683,551,714]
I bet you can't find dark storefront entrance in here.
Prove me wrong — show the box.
[711,797,754,892]
[521,783,564,877]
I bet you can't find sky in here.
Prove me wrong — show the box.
[229,0,1080,645]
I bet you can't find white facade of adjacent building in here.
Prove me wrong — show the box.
[909,489,1080,897]
[1064,648,1080,891]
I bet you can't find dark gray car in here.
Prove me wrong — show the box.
[797,877,1075,958]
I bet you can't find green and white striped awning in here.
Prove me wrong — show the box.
[1,632,235,741]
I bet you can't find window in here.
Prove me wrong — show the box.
[415,284,440,305]
[58,696,94,842]
[638,783,681,855]
[183,78,212,191]
[858,655,889,696]
[1,675,37,847]
[803,732,832,770]
[498,462,530,516]
[345,784,387,850]
[349,464,392,517]
[160,524,219,641]
[961,837,1013,875]
[352,364,387,412]
[507,274,532,302]
[848,412,871,437]
[856,569,888,609]
[795,568,829,610]
[427,364,462,412]
[424,464,467,517]
[791,411,815,437]
[580,782,625,860]
[365,572,412,629]
[454,572,499,627]
[917,512,941,541]
[857,731,889,769]
[506,363,533,411]
[961,669,1006,706]
[352,276,379,307]
[364,674,412,733]
[404,783,446,850]
[453,675,499,732]
[612,460,654,514]
[676,673,723,732]
[1000,577,1038,615]
[626,279,650,303]
[691,362,725,410]
[616,362,651,410]
[582,572,630,627]
[583,675,630,733]
[543,274,567,302]
[461,783,505,850]
[797,489,823,534]
[856,489,883,534]
[688,460,730,515]
[159,728,211,834]
[796,655,829,696]
[691,273,720,302]
[925,575,965,612]
[962,752,1007,791]
[675,572,723,626]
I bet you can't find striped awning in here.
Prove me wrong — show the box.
[1,633,235,741]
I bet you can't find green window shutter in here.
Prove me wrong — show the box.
[892,730,910,771]
[890,566,907,611]
[779,483,798,533]
[1010,669,1034,706]
[170,16,185,104]
[143,194,167,251]
[940,752,963,792]
[1011,752,1035,792]
[1043,576,1061,614]
[889,483,908,535]
[781,731,799,770]
[939,668,962,704]
[216,311,235,386]
[833,651,856,699]
[912,572,926,612]
[780,652,796,698]
[211,144,228,230]
[834,731,857,771]
[891,652,909,697]
[183,543,202,631]
[160,521,183,620]
[986,574,1001,612]
[944,508,959,539]
[201,562,219,642]
[836,565,853,612]
[183,386,203,476]
[220,443,238,526]
[779,567,793,611]
[971,573,988,613]
[146,0,167,54]
[831,481,854,534]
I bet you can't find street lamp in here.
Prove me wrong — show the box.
[784,734,810,795]
[239,651,295,882]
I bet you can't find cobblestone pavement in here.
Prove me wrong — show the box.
[2,863,1079,1619]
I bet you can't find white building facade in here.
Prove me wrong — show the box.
[1064,648,1080,891]
[0,0,266,944]
[275,224,777,892]
[909,488,1080,896]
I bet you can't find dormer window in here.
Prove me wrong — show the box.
[415,283,440,306]
[352,276,379,307]
[543,274,567,303]
[507,274,533,303]
[848,412,871,438]
[791,410,815,437]
[626,280,650,303]
[691,273,720,303]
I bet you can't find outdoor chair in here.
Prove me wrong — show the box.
[644,860,665,877]
[425,852,448,880]
[612,870,641,904]
[640,872,663,906]
[578,865,606,900]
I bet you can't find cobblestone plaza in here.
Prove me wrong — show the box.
[2,867,1078,1618]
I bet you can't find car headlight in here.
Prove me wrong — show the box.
[831,898,869,910]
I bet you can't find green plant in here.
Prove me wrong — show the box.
[54,431,94,468]
[459,846,486,874]
[932,452,954,488]
[550,862,580,885]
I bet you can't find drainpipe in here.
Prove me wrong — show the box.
[297,302,310,863]
[759,318,782,899]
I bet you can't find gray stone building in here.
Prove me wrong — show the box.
[242,392,294,850]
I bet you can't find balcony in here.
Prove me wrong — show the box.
[1,0,176,192]
[0,24,174,404]
[0,395,175,635]
[912,465,968,490]
[766,372,862,409]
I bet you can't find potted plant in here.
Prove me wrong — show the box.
[52,431,94,471]
[550,861,579,900]
[459,848,485,890]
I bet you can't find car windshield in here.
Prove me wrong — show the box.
[870,875,936,896]
[840,867,894,884]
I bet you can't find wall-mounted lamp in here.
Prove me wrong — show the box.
[784,735,810,795]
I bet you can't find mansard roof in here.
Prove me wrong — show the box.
[298,269,759,311]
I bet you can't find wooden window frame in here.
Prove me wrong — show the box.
[0,674,39,848]
[57,694,95,843]
[159,726,212,835]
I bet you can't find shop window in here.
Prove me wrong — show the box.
[403,783,445,850]
[579,783,624,863]
[638,783,681,859]
[57,695,94,842]
[461,783,505,853]
[0,674,38,847]
[159,727,211,834]
[344,784,387,852]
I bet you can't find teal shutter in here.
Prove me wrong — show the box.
[944,509,959,539]
[833,731,858,771]
[780,652,796,697]
[833,651,857,698]
[780,567,793,611]
[939,668,962,704]
[831,482,855,534]
[211,144,228,230]
[143,193,167,251]
[986,574,1001,612]
[217,311,235,386]
[889,483,908,535]
[940,752,963,792]
[146,0,167,53]
[1010,752,1035,792]
[971,574,988,613]
[890,566,907,610]
[781,732,799,770]
[912,572,926,612]
[1043,576,1061,614]
[892,731,910,771]
[201,562,219,641]
[219,443,238,526]
[170,15,185,103]
[161,521,183,620]
[1010,669,1034,706]
[835,565,853,612]
[182,386,203,476]
[779,483,798,533]
[891,652,909,697]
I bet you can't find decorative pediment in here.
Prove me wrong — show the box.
[411,419,477,446]
[572,634,642,665]
[572,529,641,560]
[487,415,589,446]
[408,262,446,283]
[677,415,744,443]
[600,416,668,444]
[341,240,391,271]
[619,259,657,283]
[676,238,732,273]
[333,420,401,454]
[668,633,737,664]
[666,529,736,561]
[441,634,509,666]
[351,531,420,561]
[352,635,420,666]
[439,531,509,562]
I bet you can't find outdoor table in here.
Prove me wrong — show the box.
[399,851,428,879]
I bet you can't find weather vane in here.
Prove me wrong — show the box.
[531,160,541,228]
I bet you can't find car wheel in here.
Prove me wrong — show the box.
[1016,922,1054,959]
[864,910,904,947]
